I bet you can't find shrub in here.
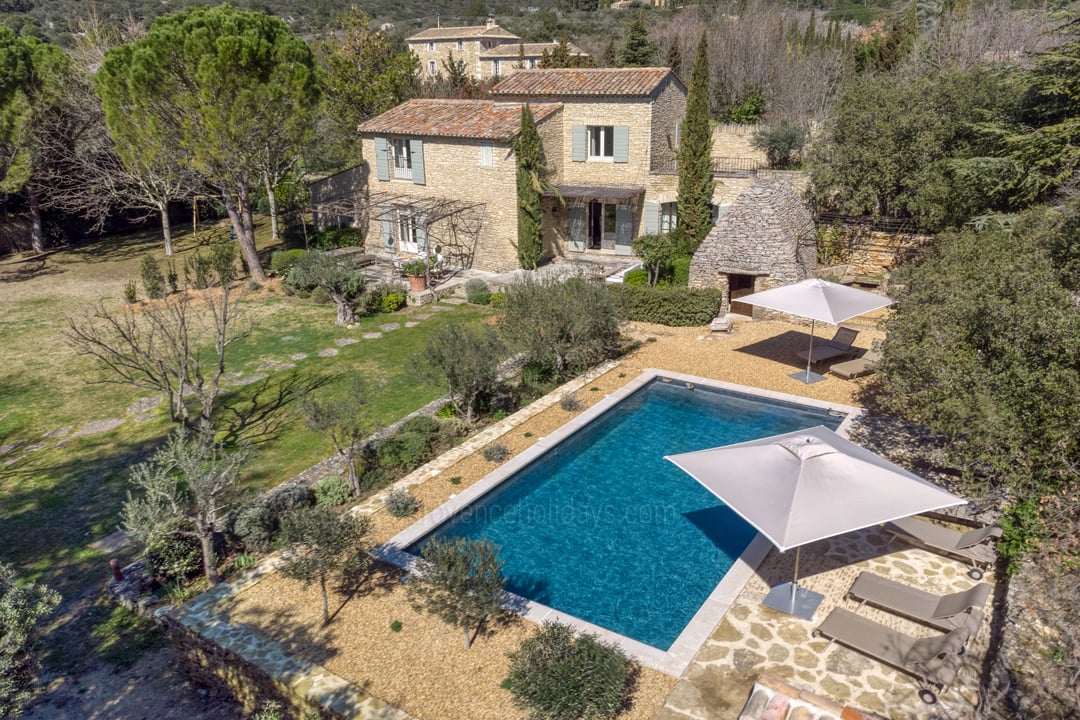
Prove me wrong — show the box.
[166,261,179,294]
[377,431,435,471]
[560,394,582,411]
[266,484,313,516]
[270,249,306,278]
[314,476,352,507]
[623,268,649,286]
[608,285,723,326]
[504,620,631,720]
[436,403,457,419]
[671,256,691,286]
[465,278,492,304]
[144,531,202,583]
[309,287,332,305]
[311,226,363,250]
[234,553,258,570]
[401,415,440,437]
[380,291,406,313]
[232,505,275,552]
[123,280,138,304]
[437,416,469,446]
[361,283,405,315]
[489,292,506,307]
[385,487,421,517]
[390,620,403,632]
[184,251,215,290]
[140,254,165,299]
[482,444,509,462]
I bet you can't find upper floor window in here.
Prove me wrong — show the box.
[492,59,501,76]
[428,60,437,76]
[457,40,464,51]
[391,138,412,179]
[529,58,538,69]
[479,142,494,167]
[588,125,615,160]
[427,41,435,52]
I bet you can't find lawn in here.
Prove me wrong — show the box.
[0,219,493,674]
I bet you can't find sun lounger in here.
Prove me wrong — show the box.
[885,516,1001,579]
[830,347,882,379]
[815,607,969,704]
[848,571,989,637]
[796,327,859,364]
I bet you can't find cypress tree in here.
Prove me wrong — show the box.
[514,105,545,270]
[666,41,683,78]
[676,32,716,255]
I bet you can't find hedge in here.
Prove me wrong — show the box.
[608,284,723,326]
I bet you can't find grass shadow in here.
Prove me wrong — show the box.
[215,370,331,449]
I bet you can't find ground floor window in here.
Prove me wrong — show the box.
[660,202,677,234]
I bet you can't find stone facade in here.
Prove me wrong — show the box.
[689,177,816,317]
[358,103,562,272]
[406,20,518,82]
[495,70,686,262]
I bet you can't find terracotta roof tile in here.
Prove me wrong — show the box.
[490,67,672,97]
[480,41,588,59]
[357,99,561,140]
[407,24,519,41]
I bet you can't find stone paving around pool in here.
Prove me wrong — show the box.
[658,525,991,720]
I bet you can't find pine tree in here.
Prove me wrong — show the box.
[619,12,658,67]
[514,105,545,269]
[676,32,716,255]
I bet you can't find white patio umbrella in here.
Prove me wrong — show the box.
[739,278,894,383]
[666,425,965,619]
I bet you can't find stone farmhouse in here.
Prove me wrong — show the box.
[406,18,587,82]
[322,67,770,275]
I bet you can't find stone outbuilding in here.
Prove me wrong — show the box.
[688,177,817,317]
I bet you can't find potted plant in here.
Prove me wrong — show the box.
[402,259,428,291]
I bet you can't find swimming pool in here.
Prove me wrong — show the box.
[378,370,859,673]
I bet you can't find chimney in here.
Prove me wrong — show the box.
[486,14,496,28]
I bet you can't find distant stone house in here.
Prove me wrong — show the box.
[405,18,588,82]
[688,177,817,316]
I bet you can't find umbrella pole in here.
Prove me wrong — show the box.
[804,320,816,382]
[791,546,801,607]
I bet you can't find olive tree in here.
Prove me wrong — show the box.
[500,275,622,379]
[407,536,506,649]
[122,428,250,586]
[279,506,371,624]
[286,250,366,326]
[300,376,375,497]
[421,322,504,424]
[0,563,60,718]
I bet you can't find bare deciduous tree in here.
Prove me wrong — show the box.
[67,275,249,428]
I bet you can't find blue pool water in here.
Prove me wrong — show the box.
[409,379,844,650]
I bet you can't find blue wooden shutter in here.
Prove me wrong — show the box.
[416,216,428,254]
[381,205,394,251]
[613,126,629,163]
[643,200,659,235]
[567,201,585,252]
[375,137,390,181]
[615,204,633,255]
[572,125,587,162]
[410,139,425,185]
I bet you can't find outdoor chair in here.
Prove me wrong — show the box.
[830,347,882,379]
[796,327,860,365]
[815,607,969,704]
[847,571,989,637]
[884,516,1001,580]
